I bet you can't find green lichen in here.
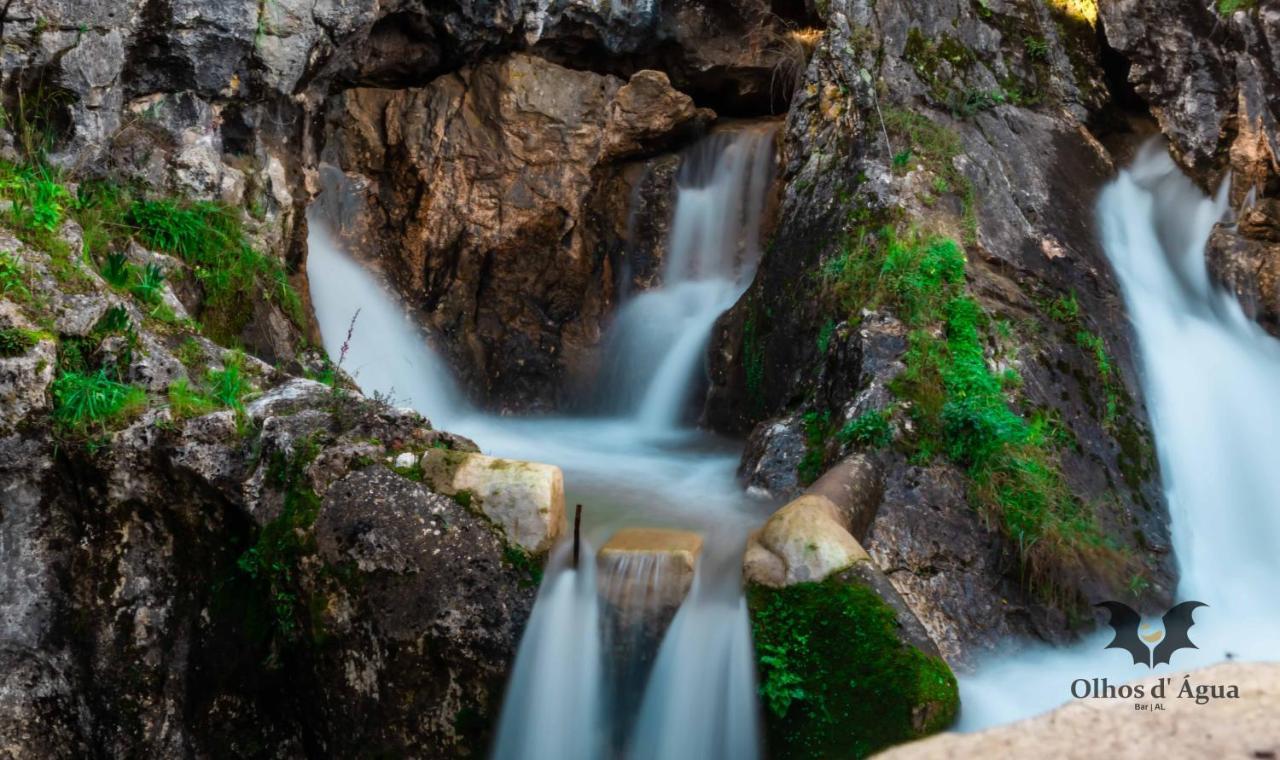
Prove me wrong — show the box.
[748,578,959,759]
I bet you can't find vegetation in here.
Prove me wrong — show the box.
[798,409,835,484]
[503,545,544,589]
[749,578,958,759]
[167,378,221,419]
[232,436,324,662]
[822,224,1123,599]
[208,350,251,410]
[839,409,892,449]
[51,369,147,432]
[0,250,30,301]
[1217,0,1255,12]
[0,326,38,356]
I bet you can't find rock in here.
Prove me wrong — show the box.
[306,466,536,757]
[747,564,959,760]
[597,527,703,610]
[805,454,884,541]
[745,494,870,588]
[420,448,566,554]
[1207,205,1280,337]
[323,53,710,410]
[876,662,1280,759]
[596,527,704,742]
[739,414,808,500]
[0,336,56,436]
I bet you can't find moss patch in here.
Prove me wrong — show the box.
[748,578,959,759]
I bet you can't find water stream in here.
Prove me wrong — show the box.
[308,124,778,759]
[957,142,1280,727]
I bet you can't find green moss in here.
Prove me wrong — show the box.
[816,319,835,354]
[502,545,544,589]
[749,578,959,759]
[798,409,834,484]
[903,28,976,103]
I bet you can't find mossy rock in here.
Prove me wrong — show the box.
[747,566,959,759]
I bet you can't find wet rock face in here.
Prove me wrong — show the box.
[708,0,1179,663]
[323,54,709,409]
[1101,2,1280,334]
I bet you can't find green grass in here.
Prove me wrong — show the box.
[824,224,1122,599]
[51,369,147,432]
[798,409,834,484]
[749,578,958,759]
[167,378,221,419]
[880,110,977,244]
[0,162,69,233]
[131,262,166,305]
[207,350,251,410]
[127,199,302,340]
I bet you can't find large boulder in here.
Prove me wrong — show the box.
[744,460,958,759]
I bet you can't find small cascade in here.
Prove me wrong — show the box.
[491,542,605,760]
[596,126,776,431]
[597,542,696,752]
[305,198,464,427]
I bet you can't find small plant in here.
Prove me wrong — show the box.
[101,251,132,287]
[1024,36,1049,61]
[132,262,166,305]
[207,351,250,410]
[798,409,834,484]
[0,162,69,233]
[891,150,913,171]
[839,409,893,449]
[51,369,146,431]
[0,251,30,301]
[95,305,133,336]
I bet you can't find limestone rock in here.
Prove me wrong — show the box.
[876,662,1280,760]
[420,448,566,554]
[745,494,870,587]
[324,54,710,410]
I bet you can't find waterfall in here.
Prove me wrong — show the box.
[307,126,778,759]
[305,203,464,426]
[596,126,775,431]
[957,141,1280,727]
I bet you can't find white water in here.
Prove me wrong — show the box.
[309,126,778,758]
[958,142,1280,728]
[597,128,774,433]
[306,215,464,427]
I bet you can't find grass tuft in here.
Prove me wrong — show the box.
[51,369,146,432]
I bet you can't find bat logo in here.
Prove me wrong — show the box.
[1095,600,1207,667]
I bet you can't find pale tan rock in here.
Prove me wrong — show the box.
[597,527,703,609]
[743,493,870,587]
[419,449,565,554]
[876,661,1280,759]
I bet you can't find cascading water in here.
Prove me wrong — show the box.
[307,124,778,759]
[596,128,774,432]
[957,141,1280,727]
[306,206,464,427]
